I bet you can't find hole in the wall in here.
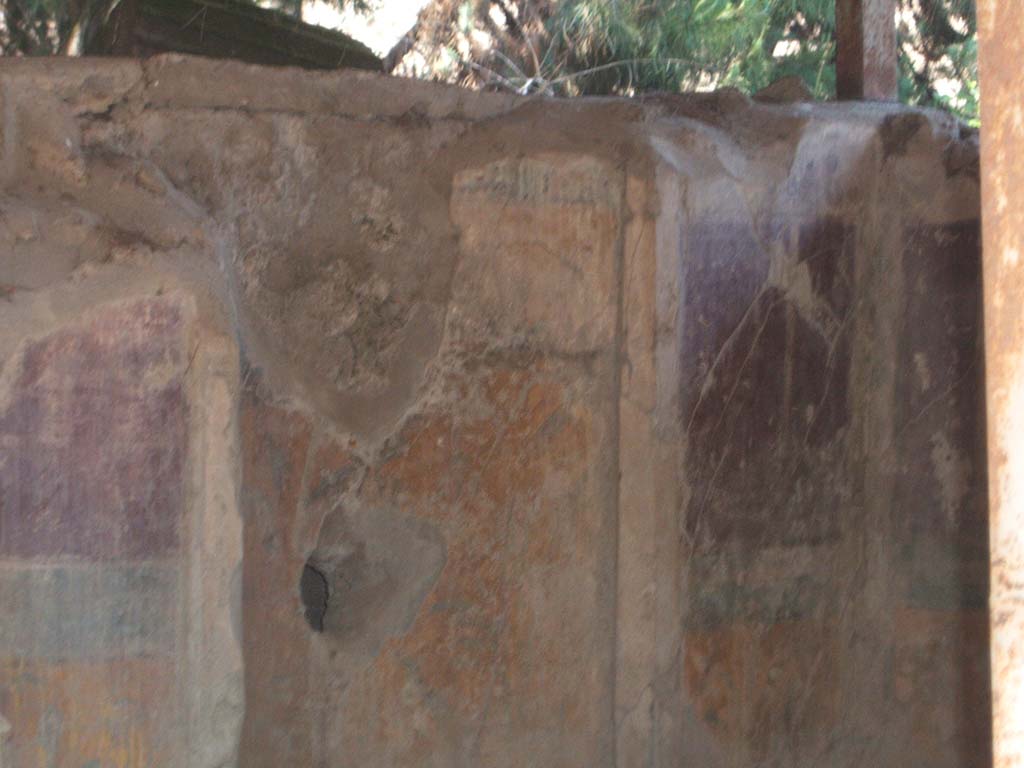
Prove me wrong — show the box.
[300,561,329,632]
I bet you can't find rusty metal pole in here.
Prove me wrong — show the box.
[980,2,1024,766]
[835,0,898,100]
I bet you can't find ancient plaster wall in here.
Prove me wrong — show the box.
[0,56,987,767]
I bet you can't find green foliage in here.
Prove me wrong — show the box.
[897,0,978,124]
[542,0,837,97]
[0,0,71,54]
[458,0,976,123]
[0,0,130,56]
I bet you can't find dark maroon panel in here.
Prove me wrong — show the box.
[680,220,770,419]
[681,218,854,551]
[890,220,990,766]
[893,221,986,555]
[0,299,186,559]
[798,217,855,320]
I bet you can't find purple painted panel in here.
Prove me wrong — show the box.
[892,221,988,607]
[680,220,770,419]
[681,218,854,550]
[0,298,187,559]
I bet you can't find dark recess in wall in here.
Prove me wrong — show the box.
[300,562,329,632]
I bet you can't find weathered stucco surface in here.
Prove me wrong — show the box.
[0,55,987,767]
